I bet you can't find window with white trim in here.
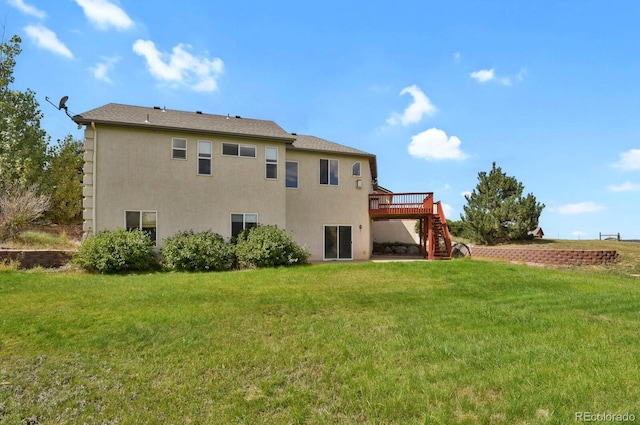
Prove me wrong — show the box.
[198,141,212,175]
[266,147,278,179]
[231,213,258,238]
[172,138,187,160]
[125,210,157,243]
[320,159,339,186]
[286,161,298,188]
[352,161,361,177]
[222,142,256,158]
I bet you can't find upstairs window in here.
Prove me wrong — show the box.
[320,159,339,186]
[125,210,157,244]
[198,141,212,175]
[266,147,278,179]
[352,161,361,177]
[286,161,298,188]
[172,138,187,160]
[222,142,256,158]
[231,213,258,238]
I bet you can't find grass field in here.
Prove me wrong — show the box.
[1,257,640,424]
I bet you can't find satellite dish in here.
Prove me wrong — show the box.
[45,95,74,120]
[58,96,69,110]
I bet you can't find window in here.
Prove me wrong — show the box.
[286,161,298,188]
[266,147,278,179]
[198,141,212,175]
[125,210,157,243]
[231,213,258,238]
[320,159,339,186]
[222,142,256,158]
[352,161,361,177]
[172,138,187,160]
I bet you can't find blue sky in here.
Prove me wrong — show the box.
[3,0,640,240]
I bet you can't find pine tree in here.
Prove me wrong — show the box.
[462,163,544,244]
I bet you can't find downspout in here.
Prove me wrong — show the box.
[91,122,97,237]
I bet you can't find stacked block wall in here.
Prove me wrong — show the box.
[470,247,618,265]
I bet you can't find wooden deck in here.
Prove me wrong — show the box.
[369,192,452,260]
[368,192,433,219]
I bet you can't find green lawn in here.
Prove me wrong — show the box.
[1,260,639,424]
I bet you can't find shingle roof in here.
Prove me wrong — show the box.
[290,134,377,180]
[73,103,295,142]
[290,134,374,157]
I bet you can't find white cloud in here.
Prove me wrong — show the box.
[88,56,120,83]
[612,148,640,170]
[453,52,461,62]
[408,128,467,161]
[470,68,495,83]
[608,181,640,192]
[7,0,46,18]
[75,0,134,31]
[470,68,523,86]
[23,25,73,59]
[386,85,437,126]
[553,202,605,215]
[133,39,224,92]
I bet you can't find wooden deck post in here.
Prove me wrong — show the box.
[426,214,434,260]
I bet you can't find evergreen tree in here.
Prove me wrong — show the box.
[462,162,544,244]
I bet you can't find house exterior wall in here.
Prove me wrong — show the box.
[86,125,287,243]
[285,150,373,261]
[83,125,374,261]
[372,219,420,244]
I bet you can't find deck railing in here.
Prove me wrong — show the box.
[369,192,433,218]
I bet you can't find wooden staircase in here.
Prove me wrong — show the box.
[369,193,452,260]
[431,201,453,260]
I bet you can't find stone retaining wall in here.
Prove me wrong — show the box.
[0,250,75,269]
[470,247,618,265]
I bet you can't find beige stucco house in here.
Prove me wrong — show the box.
[73,103,379,261]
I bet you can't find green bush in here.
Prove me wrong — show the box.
[235,225,309,269]
[73,228,156,273]
[161,230,234,272]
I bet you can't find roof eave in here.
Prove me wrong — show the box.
[73,116,296,143]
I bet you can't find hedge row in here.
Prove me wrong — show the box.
[73,225,310,274]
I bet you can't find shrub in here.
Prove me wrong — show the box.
[0,185,50,242]
[235,225,309,269]
[73,228,156,273]
[161,230,234,272]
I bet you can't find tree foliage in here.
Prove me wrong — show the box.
[43,136,83,223]
[462,163,544,245]
[0,35,49,191]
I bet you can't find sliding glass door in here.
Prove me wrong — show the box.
[324,225,352,260]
